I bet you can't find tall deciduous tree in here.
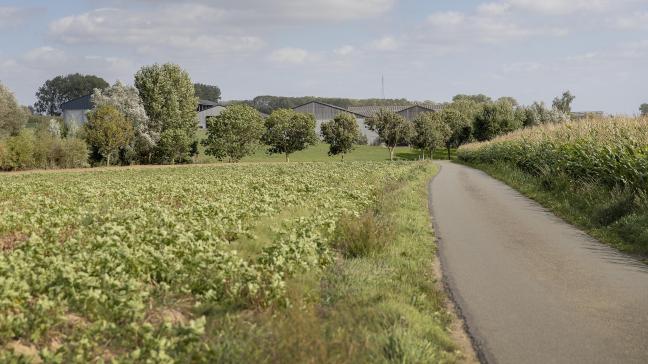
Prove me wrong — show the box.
[194,83,221,103]
[412,112,451,160]
[473,99,521,141]
[0,82,27,137]
[34,73,108,116]
[320,112,360,161]
[552,90,575,114]
[134,63,197,162]
[84,105,134,166]
[365,109,414,161]
[639,103,648,116]
[203,104,264,162]
[262,109,318,162]
[92,81,159,163]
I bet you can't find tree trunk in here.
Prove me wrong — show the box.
[285,153,289,162]
[341,154,344,162]
[389,147,394,161]
[106,155,110,167]
[447,146,451,160]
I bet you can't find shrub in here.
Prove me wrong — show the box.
[57,138,89,168]
[5,130,35,170]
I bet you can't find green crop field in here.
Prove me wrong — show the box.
[458,117,648,257]
[0,162,461,362]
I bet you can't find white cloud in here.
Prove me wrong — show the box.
[612,11,648,30]
[334,45,355,56]
[371,36,398,51]
[49,6,263,55]
[269,48,310,64]
[0,6,32,28]
[477,3,511,16]
[506,0,611,15]
[427,11,465,27]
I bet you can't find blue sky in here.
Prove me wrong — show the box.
[1,0,647,114]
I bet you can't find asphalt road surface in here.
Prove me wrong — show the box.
[430,162,648,364]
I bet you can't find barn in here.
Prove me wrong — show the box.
[293,101,440,145]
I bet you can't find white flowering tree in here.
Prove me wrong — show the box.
[92,81,160,163]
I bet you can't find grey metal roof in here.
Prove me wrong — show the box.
[347,105,409,117]
[61,94,93,111]
[292,101,367,118]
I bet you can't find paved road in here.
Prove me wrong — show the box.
[430,162,648,364]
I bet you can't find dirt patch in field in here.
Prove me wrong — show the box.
[1,232,28,252]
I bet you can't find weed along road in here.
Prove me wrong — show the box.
[430,161,648,364]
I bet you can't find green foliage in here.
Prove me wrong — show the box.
[0,82,27,137]
[203,104,264,162]
[194,83,221,103]
[412,112,451,159]
[84,105,134,166]
[34,73,108,116]
[332,210,391,258]
[0,162,419,361]
[92,81,159,164]
[365,109,414,160]
[158,129,191,164]
[320,113,360,159]
[552,90,576,114]
[452,94,492,104]
[262,109,318,161]
[497,96,519,106]
[639,103,648,116]
[473,99,521,141]
[4,129,35,169]
[134,63,198,162]
[520,101,568,127]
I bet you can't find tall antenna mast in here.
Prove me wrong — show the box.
[381,74,385,99]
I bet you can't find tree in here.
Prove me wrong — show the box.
[84,105,134,166]
[452,94,492,104]
[134,63,197,161]
[552,91,575,114]
[92,81,159,163]
[365,109,414,161]
[439,109,472,159]
[34,73,108,116]
[412,112,451,160]
[640,103,648,116]
[320,113,360,160]
[202,104,264,162]
[522,101,568,127]
[262,109,318,162]
[497,96,519,107]
[194,83,221,103]
[0,82,27,137]
[473,100,521,141]
[158,129,191,164]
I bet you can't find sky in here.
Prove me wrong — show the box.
[0,0,647,114]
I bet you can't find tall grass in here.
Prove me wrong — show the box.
[458,117,648,257]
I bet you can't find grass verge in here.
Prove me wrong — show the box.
[460,161,648,262]
[197,163,467,363]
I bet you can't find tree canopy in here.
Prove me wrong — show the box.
[194,83,221,103]
[640,103,648,116]
[84,105,134,166]
[0,82,27,137]
[412,112,451,159]
[203,104,264,162]
[34,73,108,116]
[552,91,576,114]
[452,94,492,104]
[262,109,318,162]
[320,113,360,160]
[473,100,521,141]
[365,109,414,161]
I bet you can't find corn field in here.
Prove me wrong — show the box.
[458,117,648,193]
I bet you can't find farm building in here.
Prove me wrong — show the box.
[293,101,440,145]
[60,95,223,129]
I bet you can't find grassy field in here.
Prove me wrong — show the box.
[458,117,648,259]
[0,161,464,362]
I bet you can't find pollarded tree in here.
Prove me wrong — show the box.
[84,105,134,166]
[320,112,360,161]
[365,109,414,161]
[203,104,264,162]
[34,73,108,116]
[412,112,451,160]
[0,82,27,137]
[92,81,159,163]
[134,63,197,161]
[262,109,318,162]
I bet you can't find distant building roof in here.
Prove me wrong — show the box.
[61,94,93,111]
[199,99,219,106]
[348,103,440,118]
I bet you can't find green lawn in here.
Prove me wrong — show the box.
[195,131,455,163]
